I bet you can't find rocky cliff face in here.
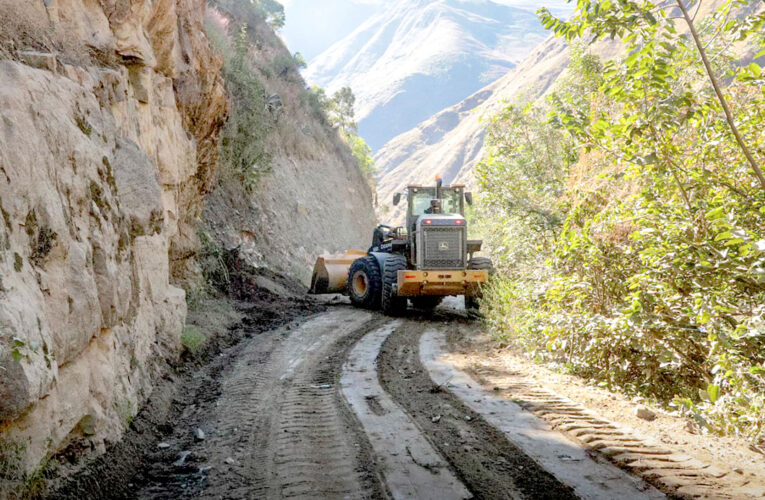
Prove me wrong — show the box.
[0,1,376,483]
[0,0,227,477]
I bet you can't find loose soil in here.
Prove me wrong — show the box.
[376,309,578,500]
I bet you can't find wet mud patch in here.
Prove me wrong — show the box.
[377,315,577,500]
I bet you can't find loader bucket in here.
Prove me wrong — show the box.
[309,250,367,294]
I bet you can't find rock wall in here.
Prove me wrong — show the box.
[0,0,227,477]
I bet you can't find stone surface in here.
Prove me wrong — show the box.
[636,406,658,422]
[0,0,226,477]
[0,0,375,482]
[17,51,57,72]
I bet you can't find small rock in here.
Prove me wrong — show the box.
[157,442,171,449]
[733,468,743,474]
[194,428,206,441]
[431,415,442,423]
[464,416,472,422]
[174,451,191,467]
[635,406,657,421]
[224,457,236,465]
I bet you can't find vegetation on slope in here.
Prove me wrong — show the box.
[311,85,377,186]
[477,1,765,447]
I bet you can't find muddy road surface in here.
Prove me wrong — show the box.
[52,297,762,500]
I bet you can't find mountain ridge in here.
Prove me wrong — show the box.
[304,0,548,150]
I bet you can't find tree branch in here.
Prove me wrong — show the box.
[675,0,765,190]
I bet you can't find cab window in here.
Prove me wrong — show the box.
[409,188,462,216]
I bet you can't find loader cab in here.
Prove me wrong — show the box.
[393,184,472,235]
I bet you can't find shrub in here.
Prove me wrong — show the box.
[181,326,207,354]
[212,24,274,192]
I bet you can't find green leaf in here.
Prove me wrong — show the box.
[705,207,725,220]
[11,348,23,363]
[714,231,732,242]
[749,63,762,78]
[707,384,720,404]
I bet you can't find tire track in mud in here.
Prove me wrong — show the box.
[204,308,386,500]
[134,308,388,500]
[420,328,663,500]
[341,321,472,500]
[375,312,578,500]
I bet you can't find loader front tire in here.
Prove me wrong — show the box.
[381,254,408,316]
[348,256,382,310]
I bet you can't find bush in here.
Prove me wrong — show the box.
[479,5,765,447]
[182,326,207,354]
[212,24,274,192]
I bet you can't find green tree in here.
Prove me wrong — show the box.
[539,0,765,190]
[350,134,376,182]
[331,87,357,134]
[293,51,307,69]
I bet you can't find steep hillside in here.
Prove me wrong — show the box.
[202,7,376,285]
[280,0,383,61]
[304,0,548,150]
[375,34,616,221]
[373,0,734,223]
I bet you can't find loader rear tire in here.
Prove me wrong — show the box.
[381,254,408,316]
[348,256,382,310]
[465,257,494,310]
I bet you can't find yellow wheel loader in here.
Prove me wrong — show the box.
[310,178,493,315]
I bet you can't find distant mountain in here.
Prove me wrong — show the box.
[373,35,628,223]
[373,0,740,224]
[304,0,549,150]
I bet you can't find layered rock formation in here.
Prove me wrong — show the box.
[0,0,226,475]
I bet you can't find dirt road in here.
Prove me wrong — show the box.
[49,296,765,500]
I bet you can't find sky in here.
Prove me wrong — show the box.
[279,0,574,63]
